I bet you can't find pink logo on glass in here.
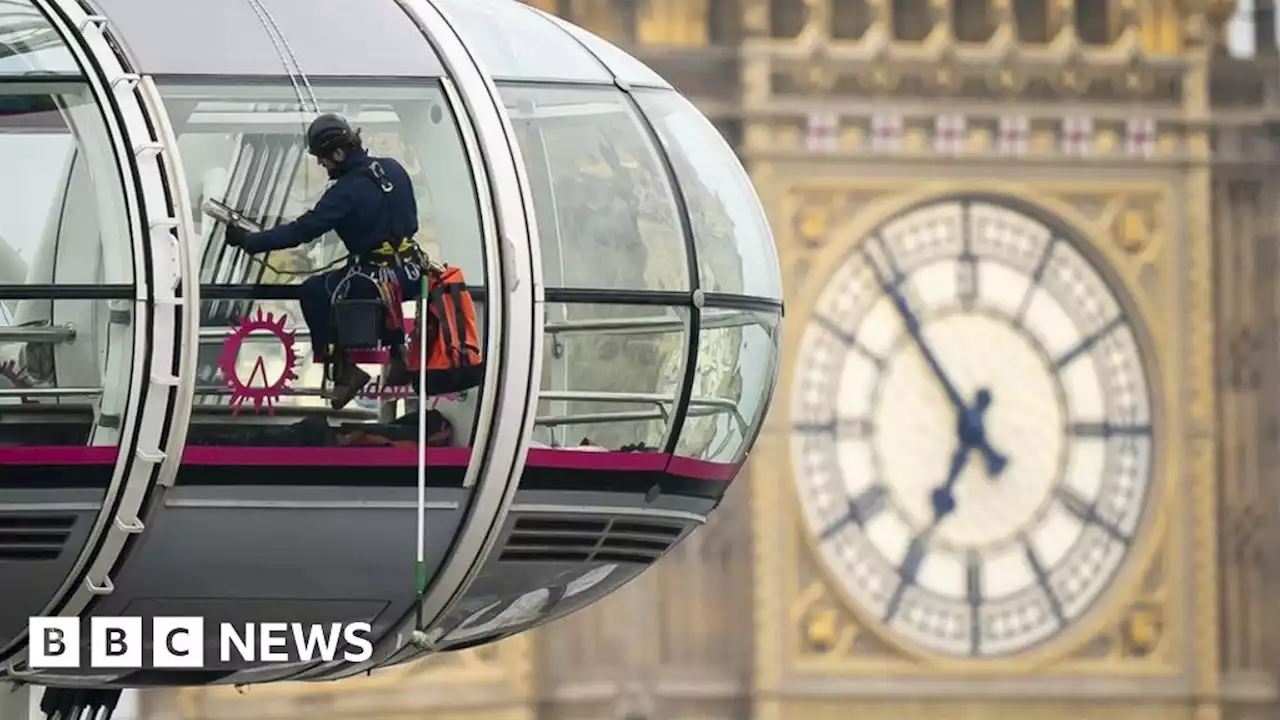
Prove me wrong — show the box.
[218,309,299,415]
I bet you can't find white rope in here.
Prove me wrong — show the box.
[239,0,308,115]
[244,0,319,113]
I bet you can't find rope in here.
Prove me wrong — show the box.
[244,0,319,113]
[239,0,311,116]
[243,252,349,278]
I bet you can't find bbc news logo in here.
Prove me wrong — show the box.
[28,617,373,669]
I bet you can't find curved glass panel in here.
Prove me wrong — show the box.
[95,0,444,77]
[94,0,294,77]
[532,303,688,452]
[536,10,673,88]
[432,0,611,83]
[0,1,136,463]
[675,309,779,465]
[500,84,689,291]
[0,0,77,74]
[157,80,488,469]
[635,91,782,299]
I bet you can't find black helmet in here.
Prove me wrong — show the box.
[306,113,355,156]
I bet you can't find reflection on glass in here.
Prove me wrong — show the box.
[0,102,133,284]
[189,299,487,450]
[501,84,688,291]
[676,309,780,464]
[0,0,78,75]
[433,0,611,82]
[0,4,137,451]
[635,91,782,299]
[0,298,135,447]
[158,81,485,285]
[533,303,688,451]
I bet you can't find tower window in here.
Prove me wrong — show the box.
[833,0,873,40]
[1013,0,1049,42]
[893,0,934,41]
[769,0,806,38]
[953,0,993,41]
[1076,0,1111,44]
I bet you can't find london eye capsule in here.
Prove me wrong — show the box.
[0,0,782,691]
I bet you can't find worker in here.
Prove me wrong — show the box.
[224,113,424,410]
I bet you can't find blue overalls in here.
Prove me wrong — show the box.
[238,149,424,360]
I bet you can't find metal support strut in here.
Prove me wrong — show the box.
[39,687,121,720]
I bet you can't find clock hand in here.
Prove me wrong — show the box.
[930,444,971,522]
[864,251,965,411]
[964,388,1008,478]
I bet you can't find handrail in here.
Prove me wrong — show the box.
[536,390,746,435]
[542,308,764,336]
[0,386,100,398]
[0,323,76,343]
[534,402,728,429]
[191,307,766,342]
[538,390,736,411]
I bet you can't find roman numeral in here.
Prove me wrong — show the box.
[1014,235,1058,323]
[819,484,889,540]
[883,532,929,621]
[792,418,873,438]
[1022,537,1065,626]
[812,314,886,368]
[958,201,977,310]
[1053,316,1124,370]
[966,550,982,657]
[1068,422,1151,438]
[1054,486,1131,545]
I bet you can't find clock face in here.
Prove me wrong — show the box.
[789,198,1155,658]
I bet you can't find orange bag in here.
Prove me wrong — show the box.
[409,264,483,395]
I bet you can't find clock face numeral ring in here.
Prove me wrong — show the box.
[789,197,1155,659]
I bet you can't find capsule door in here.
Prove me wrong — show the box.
[0,0,148,654]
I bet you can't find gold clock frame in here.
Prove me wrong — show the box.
[753,175,1204,680]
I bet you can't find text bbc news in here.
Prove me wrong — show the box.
[27,617,374,669]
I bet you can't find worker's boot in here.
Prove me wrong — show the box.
[330,356,371,410]
[384,346,414,387]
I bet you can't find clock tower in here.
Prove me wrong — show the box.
[744,0,1222,718]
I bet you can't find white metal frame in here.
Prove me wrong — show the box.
[291,0,542,683]
[2,0,191,673]
[403,0,543,647]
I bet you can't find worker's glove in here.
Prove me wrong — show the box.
[224,224,249,249]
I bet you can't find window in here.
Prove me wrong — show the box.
[500,84,688,291]
[0,0,137,452]
[893,0,934,41]
[533,303,690,451]
[832,0,873,40]
[953,0,994,42]
[1075,0,1112,45]
[156,80,488,454]
[1225,0,1280,56]
[1014,0,1049,42]
[769,0,806,38]
[635,91,782,299]
[675,309,780,465]
[159,82,485,287]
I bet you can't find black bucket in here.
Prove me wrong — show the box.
[333,298,383,350]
